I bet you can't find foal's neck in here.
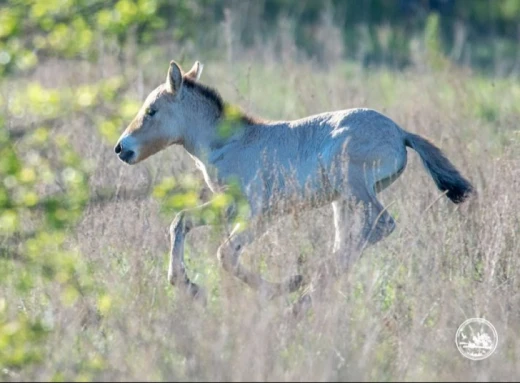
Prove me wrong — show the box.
[183,101,261,161]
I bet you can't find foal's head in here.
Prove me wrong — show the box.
[114,60,205,164]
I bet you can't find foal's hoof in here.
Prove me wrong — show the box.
[286,274,305,292]
[185,282,207,307]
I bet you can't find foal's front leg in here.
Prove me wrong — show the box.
[217,223,304,299]
[168,202,213,300]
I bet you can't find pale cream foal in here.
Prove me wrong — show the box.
[115,60,473,305]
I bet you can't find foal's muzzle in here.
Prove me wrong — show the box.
[114,142,135,164]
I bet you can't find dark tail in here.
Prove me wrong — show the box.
[404,132,473,203]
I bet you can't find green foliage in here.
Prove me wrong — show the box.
[0,299,48,369]
[217,104,246,140]
[0,0,166,74]
[0,1,175,373]
[153,174,250,229]
[0,108,91,371]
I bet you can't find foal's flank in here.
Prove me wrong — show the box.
[115,59,473,308]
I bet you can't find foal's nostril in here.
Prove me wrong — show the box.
[119,149,135,163]
[114,143,122,154]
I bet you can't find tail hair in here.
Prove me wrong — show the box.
[404,132,473,203]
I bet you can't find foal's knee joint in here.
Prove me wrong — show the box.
[170,211,184,233]
[170,211,194,235]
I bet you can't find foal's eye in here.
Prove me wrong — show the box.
[145,107,157,117]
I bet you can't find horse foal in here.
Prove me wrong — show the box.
[115,60,473,303]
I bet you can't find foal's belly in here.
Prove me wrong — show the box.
[242,160,339,217]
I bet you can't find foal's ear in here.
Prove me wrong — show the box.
[185,61,204,81]
[166,60,183,95]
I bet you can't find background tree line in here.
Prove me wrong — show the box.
[2,0,520,77]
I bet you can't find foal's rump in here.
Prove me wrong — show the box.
[326,108,473,203]
[326,109,408,195]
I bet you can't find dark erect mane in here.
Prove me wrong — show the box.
[183,76,224,114]
[183,76,262,125]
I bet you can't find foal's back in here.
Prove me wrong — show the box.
[210,108,407,213]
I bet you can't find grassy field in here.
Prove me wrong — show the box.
[2,35,520,381]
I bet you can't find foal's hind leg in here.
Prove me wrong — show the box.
[332,191,396,271]
[217,223,305,299]
[290,193,396,316]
